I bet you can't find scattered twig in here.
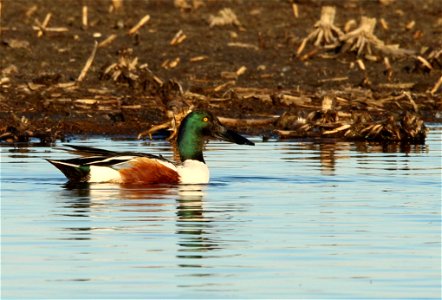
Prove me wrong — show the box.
[403,91,418,112]
[318,76,348,83]
[214,81,235,92]
[82,5,88,28]
[35,13,52,37]
[380,18,389,30]
[77,41,98,83]
[190,55,208,62]
[405,20,415,30]
[98,34,117,48]
[236,66,247,76]
[356,59,366,70]
[378,82,415,89]
[383,57,393,79]
[416,55,432,70]
[128,14,150,35]
[323,124,351,135]
[299,48,320,61]
[170,30,187,45]
[227,42,259,51]
[32,13,68,37]
[430,76,442,95]
[291,3,299,18]
[162,57,181,69]
[25,5,38,18]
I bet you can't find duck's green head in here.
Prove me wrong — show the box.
[177,110,254,162]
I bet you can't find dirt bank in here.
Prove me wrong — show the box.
[1,0,441,144]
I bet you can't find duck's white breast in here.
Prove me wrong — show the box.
[177,160,210,184]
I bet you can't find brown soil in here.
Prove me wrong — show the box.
[1,0,441,144]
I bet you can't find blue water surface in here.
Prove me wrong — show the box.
[1,126,441,299]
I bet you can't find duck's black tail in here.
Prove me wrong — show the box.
[47,159,90,182]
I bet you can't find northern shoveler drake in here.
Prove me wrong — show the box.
[47,110,254,184]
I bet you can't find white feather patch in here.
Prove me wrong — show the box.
[89,166,122,183]
[177,160,210,184]
[89,155,139,165]
[156,159,178,172]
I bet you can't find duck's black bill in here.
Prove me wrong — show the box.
[213,126,255,146]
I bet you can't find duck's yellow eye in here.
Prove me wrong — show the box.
[203,117,209,122]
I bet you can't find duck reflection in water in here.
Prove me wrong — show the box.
[61,183,214,235]
[176,185,221,263]
[59,182,180,231]
[63,182,178,200]
[60,182,221,265]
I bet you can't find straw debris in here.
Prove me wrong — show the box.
[297,6,343,56]
[0,113,63,144]
[275,94,428,143]
[209,8,241,27]
[340,16,413,57]
[128,14,150,35]
[32,13,68,37]
[100,48,162,91]
[298,7,414,60]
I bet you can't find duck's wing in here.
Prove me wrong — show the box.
[63,145,170,160]
[48,145,180,184]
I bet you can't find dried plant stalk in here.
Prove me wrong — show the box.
[227,42,259,51]
[33,12,68,36]
[209,8,240,27]
[292,4,299,18]
[416,56,432,70]
[110,0,123,12]
[35,13,51,37]
[340,16,413,56]
[297,6,343,55]
[77,41,98,82]
[170,30,187,45]
[98,34,117,48]
[128,14,150,35]
[82,5,88,28]
[190,55,208,62]
[236,66,247,76]
[383,57,393,79]
[340,17,379,55]
[138,109,191,140]
[162,57,181,69]
[380,18,389,30]
[430,76,442,95]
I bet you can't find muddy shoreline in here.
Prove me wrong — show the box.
[1,0,441,144]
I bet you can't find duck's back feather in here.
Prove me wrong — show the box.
[49,145,179,184]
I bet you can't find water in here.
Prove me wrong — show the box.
[1,127,441,299]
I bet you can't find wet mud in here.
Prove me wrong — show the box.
[1,0,441,144]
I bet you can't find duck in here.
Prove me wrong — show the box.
[47,110,254,184]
